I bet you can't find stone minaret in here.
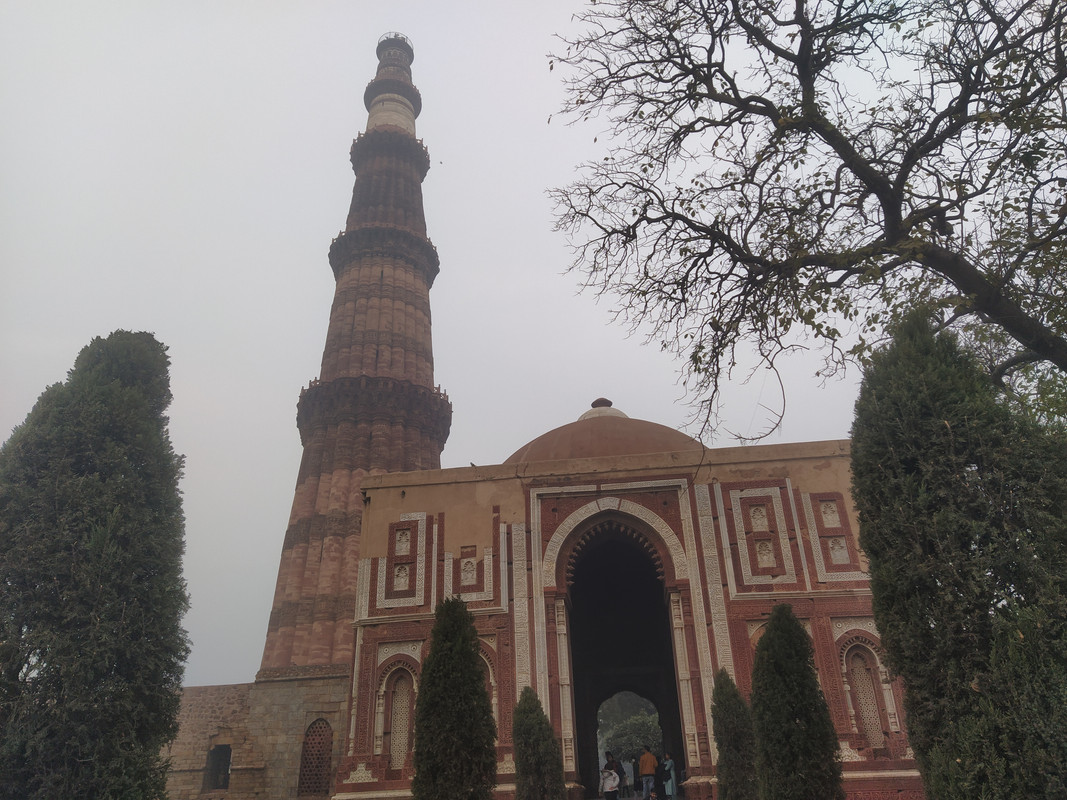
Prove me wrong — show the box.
[259,34,451,676]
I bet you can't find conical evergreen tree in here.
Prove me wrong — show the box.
[412,597,497,800]
[710,668,756,800]
[750,604,843,800]
[851,312,1067,798]
[0,331,189,800]
[513,686,566,800]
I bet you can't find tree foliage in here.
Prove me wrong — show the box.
[710,669,756,800]
[603,711,662,765]
[750,604,843,800]
[850,312,1067,798]
[513,687,566,800]
[0,331,189,800]
[412,597,497,800]
[598,690,655,741]
[552,0,1067,428]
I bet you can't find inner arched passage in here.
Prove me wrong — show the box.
[566,515,684,797]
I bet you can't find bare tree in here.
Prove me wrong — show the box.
[552,0,1067,431]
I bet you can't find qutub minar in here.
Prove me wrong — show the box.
[167,34,926,800]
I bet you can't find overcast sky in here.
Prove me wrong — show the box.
[1,1,860,687]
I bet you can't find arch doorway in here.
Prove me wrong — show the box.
[565,515,684,797]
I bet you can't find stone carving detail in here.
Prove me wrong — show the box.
[347,762,376,783]
[835,628,902,735]
[394,564,409,591]
[674,483,709,769]
[838,743,864,762]
[479,650,500,726]
[461,558,477,585]
[821,500,841,527]
[750,504,769,531]
[542,491,689,588]
[373,694,385,754]
[511,523,531,690]
[755,540,775,568]
[832,617,879,638]
[555,598,576,772]
[444,547,495,602]
[376,513,427,608]
[377,640,423,665]
[374,659,420,757]
[356,559,372,621]
[669,591,700,766]
[729,488,795,585]
[697,483,735,694]
[828,537,849,564]
[801,494,868,582]
[850,650,886,747]
[395,528,410,556]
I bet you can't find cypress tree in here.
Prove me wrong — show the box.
[513,686,566,800]
[750,604,843,800]
[710,668,756,800]
[850,312,1067,798]
[0,331,189,799]
[412,596,497,800]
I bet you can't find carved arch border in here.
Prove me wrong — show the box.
[478,644,502,736]
[835,629,902,744]
[541,497,689,590]
[835,629,886,664]
[538,492,702,774]
[372,656,420,759]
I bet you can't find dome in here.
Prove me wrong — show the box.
[504,399,704,464]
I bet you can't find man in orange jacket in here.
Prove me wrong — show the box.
[638,745,658,800]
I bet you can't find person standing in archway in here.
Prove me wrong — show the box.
[639,745,658,799]
[600,760,621,800]
[606,751,628,797]
[660,752,676,800]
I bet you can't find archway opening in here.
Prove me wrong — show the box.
[567,516,684,796]
[598,691,661,796]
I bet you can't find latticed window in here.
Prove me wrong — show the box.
[297,718,333,796]
[389,671,413,769]
[849,648,885,748]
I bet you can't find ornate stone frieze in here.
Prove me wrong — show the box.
[376,512,428,609]
[728,486,796,585]
[346,763,376,783]
[376,641,423,665]
[801,492,868,582]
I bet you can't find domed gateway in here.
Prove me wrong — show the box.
[343,401,915,800]
[166,35,922,800]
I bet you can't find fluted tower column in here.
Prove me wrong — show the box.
[259,34,451,677]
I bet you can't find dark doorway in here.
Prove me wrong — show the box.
[598,691,661,797]
[203,744,231,791]
[567,515,684,796]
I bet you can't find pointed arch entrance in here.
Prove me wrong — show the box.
[561,512,686,796]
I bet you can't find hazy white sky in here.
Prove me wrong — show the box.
[1,1,859,686]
